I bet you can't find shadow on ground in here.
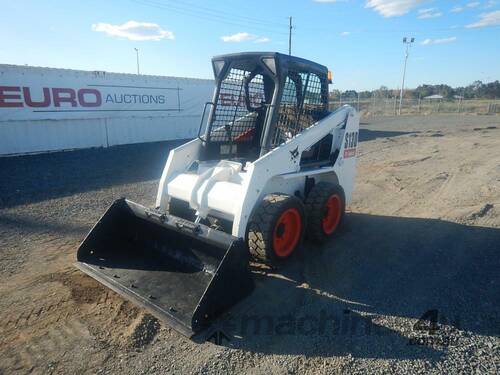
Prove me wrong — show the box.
[203,213,499,360]
[0,130,418,209]
[0,140,185,208]
[0,213,89,236]
[358,128,417,142]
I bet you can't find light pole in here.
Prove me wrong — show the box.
[134,48,140,75]
[398,37,414,115]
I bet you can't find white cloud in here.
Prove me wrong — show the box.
[365,0,426,17]
[340,31,351,36]
[466,1,481,7]
[221,32,270,43]
[452,1,493,12]
[484,1,497,9]
[420,37,457,45]
[418,8,443,18]
[466,10,500,27]
[92,20,174,41]
[254,37,271,43]
[221,32,256,42]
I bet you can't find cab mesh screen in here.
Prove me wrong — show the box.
[271,72,327,147]
[209,68,264,143]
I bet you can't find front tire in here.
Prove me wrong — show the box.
[305,182,345,243]
[247,194,306,264]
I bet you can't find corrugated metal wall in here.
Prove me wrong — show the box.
[0,65,214,155]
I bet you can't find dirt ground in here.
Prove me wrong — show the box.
[0,114,499,374]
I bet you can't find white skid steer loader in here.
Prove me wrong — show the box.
[76,52,359,337]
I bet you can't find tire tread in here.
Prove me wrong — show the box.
[248,194,304,263]
[305,182,345,243]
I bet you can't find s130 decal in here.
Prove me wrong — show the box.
[343,131,358,158]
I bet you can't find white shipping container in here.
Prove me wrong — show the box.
[0,64,214,155]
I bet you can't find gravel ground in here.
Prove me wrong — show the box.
[0,114,499,374]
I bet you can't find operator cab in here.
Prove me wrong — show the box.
[199,52,333,165]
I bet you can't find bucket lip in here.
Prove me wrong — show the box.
[75,261,196,336]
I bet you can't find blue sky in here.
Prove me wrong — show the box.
[1,0,499,90]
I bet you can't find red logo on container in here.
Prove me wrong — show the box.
[0,86,102,108]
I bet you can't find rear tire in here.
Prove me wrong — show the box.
[247,194,305,264]
[305,182,345,243]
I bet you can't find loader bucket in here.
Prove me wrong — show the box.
[76,198,253,337]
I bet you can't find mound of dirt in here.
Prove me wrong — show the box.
[123,313,161,349]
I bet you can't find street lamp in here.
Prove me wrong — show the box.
[398,37,414,115]
[134,48,140,75]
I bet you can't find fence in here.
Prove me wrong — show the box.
[329,97,500,117]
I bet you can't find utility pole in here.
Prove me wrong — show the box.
[398,37,414,115]
[288,17,293,55]
[458,87,465,113]
[134,48,140,75]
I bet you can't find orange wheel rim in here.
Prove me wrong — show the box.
[273,208,302,257]
[322,194,341,235]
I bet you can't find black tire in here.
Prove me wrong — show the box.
[305,182,345,243]
[247,194,306,264]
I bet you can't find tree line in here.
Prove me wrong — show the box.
[331,80,500,100]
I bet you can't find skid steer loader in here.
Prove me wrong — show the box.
[76,52,359,337]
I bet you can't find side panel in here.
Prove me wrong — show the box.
[155,138,202,210]
[259,175,305,199]
[232,106,356,237]
[332,109,359,203]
